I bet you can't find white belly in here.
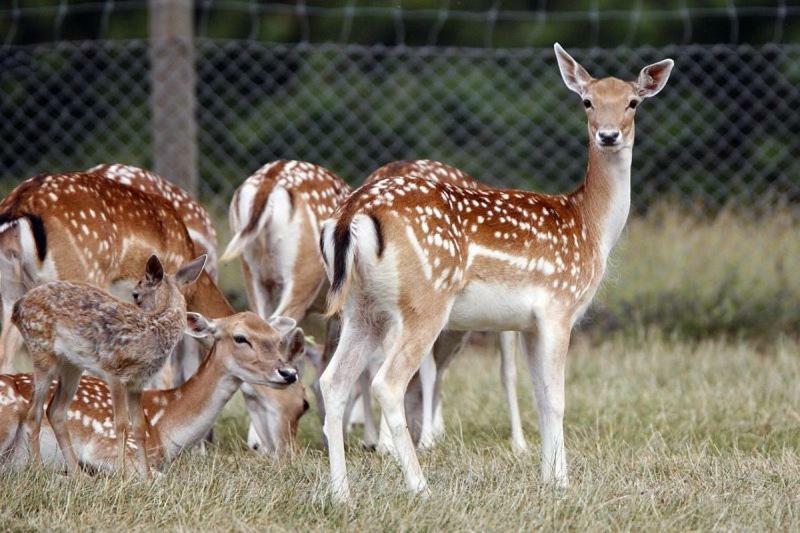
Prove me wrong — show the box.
[446,281,550,331]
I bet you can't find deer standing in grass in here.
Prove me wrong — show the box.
[0,311,301,471]
[0,171,307,455]
[12,254,206,477]
[318,44,674,501]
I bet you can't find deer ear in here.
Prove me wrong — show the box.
[283,327,306,363]
[636,59,674,98]
[175,254,207,286]
[185,312,216,338]
[145,254,164,285]
[267,316,296,338]
[554,43,593,96]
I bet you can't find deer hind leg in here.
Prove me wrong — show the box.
[371,305,451,496]
[46,363,83,473]
[24,357,59,466]
[521,319,570,488]
[358,368,378,450]
[499,331,527,454]
[426,330,470,445]
[107,377,130,474]
[319,311,380,503]
[415,351,437,451]
[126,389,151,479]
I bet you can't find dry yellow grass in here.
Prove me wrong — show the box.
[2,334,798,531]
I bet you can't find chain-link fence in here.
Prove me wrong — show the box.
[0,3,798,336]
[2,39,799,217]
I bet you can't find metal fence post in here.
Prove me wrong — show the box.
[148,0,197,195]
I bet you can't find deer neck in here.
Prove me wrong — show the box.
[576,142,633,263]
[153,344,240,459]
[189,272,235,319]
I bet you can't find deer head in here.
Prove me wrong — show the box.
[185,311,300,387]
[554,43,673,152]
[132,254,207,311]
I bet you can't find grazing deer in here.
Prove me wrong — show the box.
[12,254,206,477]
[88,164,219,280]
[0,172,230,379]
[0,311,302,471]
[318,44,674,501]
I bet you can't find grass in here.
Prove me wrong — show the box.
[2,333,798,530]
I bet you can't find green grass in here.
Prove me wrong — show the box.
[2,334,798,530]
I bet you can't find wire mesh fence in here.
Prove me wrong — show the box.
[2,39,799,217]
[0,2,798,335]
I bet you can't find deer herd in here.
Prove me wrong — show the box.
[0,45,673,501]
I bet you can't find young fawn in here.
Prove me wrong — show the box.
[318,44,674,501]
[12,254,206,477]
[0,312,301,472]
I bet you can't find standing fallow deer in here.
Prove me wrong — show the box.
[0,171,307,455]
[12,254,206,478]
[222,160,523,453]
[0,311,302,471]
[318,44,674,501]
[88,164,219,279]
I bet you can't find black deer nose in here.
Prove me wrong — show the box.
[598,130,620,145]
[278,368,298,384]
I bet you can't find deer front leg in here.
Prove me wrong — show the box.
[24,355,59,466]
[108,377,130,474]
[522,319,570,488]
[127,389,151,479]
[46,363,83,473]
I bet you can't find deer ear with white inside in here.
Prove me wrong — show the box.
[185,312,216,338]
[268,316,297,338]
[554,43,593,96]
[175,254,207,286]
[636,59,674,98]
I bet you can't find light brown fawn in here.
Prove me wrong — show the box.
[318,44,674,501]
[0,311,301,472]
[0,171,230,380]
[12,254,206,477]
[88,164,219,279]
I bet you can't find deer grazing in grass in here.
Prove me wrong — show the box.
[318,44,674,501]
[12,254,206,478]
[0,171,230,380]
[88,164,219,279]
[0,171,307,456]
[0,311,302,472]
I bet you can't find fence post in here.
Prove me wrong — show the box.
[148,0,197,195]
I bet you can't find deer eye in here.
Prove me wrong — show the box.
[628,99,639,109]
[234,334,251,347]
[582,99,592,109]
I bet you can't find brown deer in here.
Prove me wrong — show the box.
[0,171,230,379]
[12,254,206,478]
[318,44,674,501]
[88,164,219,279]
[0,311,302,472]
[0,171,306,456]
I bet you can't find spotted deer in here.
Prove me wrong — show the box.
[0,171,307,456]
[0,311,301,472]
[12,254,206,478]
[364,161,526,454]
[318,44,674,501]
[0,171,230,380]
[88,164,219,280]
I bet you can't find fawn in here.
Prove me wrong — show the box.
[12,254,206,477]
[0,311,300,472]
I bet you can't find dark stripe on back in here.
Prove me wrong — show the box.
[241,160,288,235]
[331,220,351,293]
